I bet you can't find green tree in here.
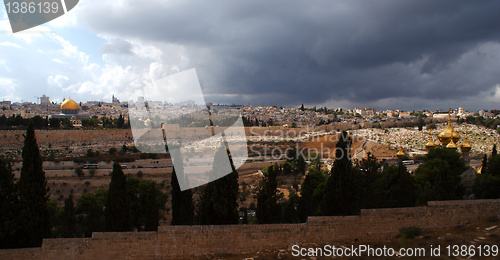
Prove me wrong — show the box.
[171,168,194,225]
[60,195,76,237]
[373,164,415,208]
[105,163,131,231]
[108,147,117,155]
[282,161,292,175]
[18,122,50,247]
[242,208,248,224]
[127,177,168,231]
[47,199,62,237]
[474,154,500,199]
[295,153,306,175]
[76,189,107,237]
[282,189,300,223]
[117,114,125,128]
[414,148,465,205]
[356,152,382,209]
[321,131,359,216]
[0,158,20,248]
[256,165,280,224]
[492,144,497,157]
[144,182,159,231]
[75,167,84,178]
[298,169,326,222]
[61,118,73,128]
[481,154,488,174]
[31,115,45,128]
[86,149,95,157]
[49,118,60,128]
[198,145,239,225]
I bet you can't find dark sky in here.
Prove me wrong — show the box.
[2,0,500,111]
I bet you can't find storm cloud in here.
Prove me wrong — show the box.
[3,0,500,110]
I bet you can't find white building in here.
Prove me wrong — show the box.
[40,95,50,105]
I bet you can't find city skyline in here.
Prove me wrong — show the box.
[1,1,500,111]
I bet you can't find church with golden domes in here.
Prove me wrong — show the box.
[425,109,472,163]
[49,98,90,127]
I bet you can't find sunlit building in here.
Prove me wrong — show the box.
[49,98,90,127]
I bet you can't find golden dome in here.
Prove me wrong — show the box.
[460,141,472,152]
[425,139,436,150]
[61,99,79,110]
[438,114,460,146]
[446,138,457,149]
[476,165,483,175]
[396,149,405,158]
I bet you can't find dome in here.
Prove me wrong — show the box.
[425,139,436,150]
[438,117,460,146]
[460,140,472,153]
[446,138,457,149]
[61,99,79,110]
[396,149,405,158]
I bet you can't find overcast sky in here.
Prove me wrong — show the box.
[1,0,499,111]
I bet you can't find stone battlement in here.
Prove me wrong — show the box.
[1,199,499,259]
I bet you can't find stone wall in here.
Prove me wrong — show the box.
[1,199,499,259]
[0,129,133,149]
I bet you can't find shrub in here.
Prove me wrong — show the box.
[75,167,84,178]
[398,226,422,239]
[108,147,117,155]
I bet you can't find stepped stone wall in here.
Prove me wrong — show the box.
[1,199,499,259]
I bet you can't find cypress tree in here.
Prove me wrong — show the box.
[256,164,280,224]
[18,121,50,247]
[282,190,300,223]
[356,152,382,209]
[198,145,239,225]
[105,162,131,231]
[144,182,159,231]
[0,157,20,248]
[481,154,488,175]
[493,144,497,157]
[297,169,326,222]
[321,131,359,216]
[61,194,76,237]
[414,148,465,204]
[117,114,124,128]
[242,208,248,224]
[76,189,107,237]
[171,168,194,225]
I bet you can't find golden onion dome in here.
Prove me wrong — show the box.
[425,139,436,150]
[438,117,460,146]
[446,138,457,149]
[476,165,483,175]
[61,99,79,110]
[460,140,472,153]
[396,149,405,158]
